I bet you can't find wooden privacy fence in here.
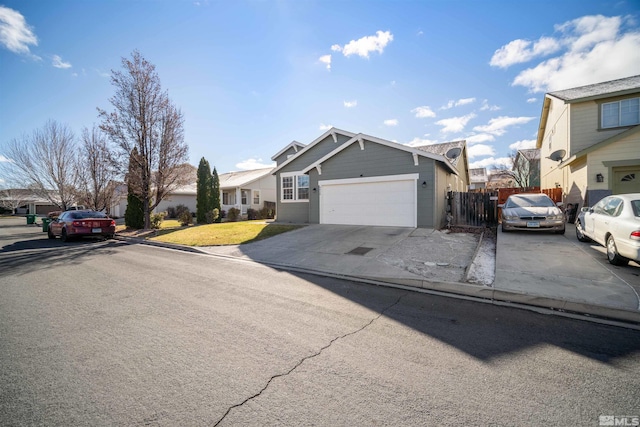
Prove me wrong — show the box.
[447,191,499,227]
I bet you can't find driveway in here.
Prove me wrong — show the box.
[201,224,491,286]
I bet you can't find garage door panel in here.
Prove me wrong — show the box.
[320,178,416,227]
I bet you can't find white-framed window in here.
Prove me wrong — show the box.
[222,191,232,205]
[241,190,249,205]
[281,172,309,202]
[253,190,260,205]
[602,97,640,128]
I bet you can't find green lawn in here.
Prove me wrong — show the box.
[149,221,303,246]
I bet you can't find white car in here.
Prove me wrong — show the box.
[500,193,565,234]
[575,193,640,266]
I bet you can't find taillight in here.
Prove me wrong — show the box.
[72,220,83,227]
[631,231,640,241]
[110,220,115,226]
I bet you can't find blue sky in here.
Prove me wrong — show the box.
[1,0,639,178]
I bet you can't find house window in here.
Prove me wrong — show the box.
[281,173,309,201]
[241,190,249,205]
[222,191,235,205]
[253,190,260,205]
[602,97,640,128]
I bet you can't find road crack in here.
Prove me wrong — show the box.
[213,293,406,426]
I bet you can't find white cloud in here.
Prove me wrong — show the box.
[441,97,476,110]
[318,54,331,70]
[0,155,12,162]
[52,54,71,69]
[490,36,561,68]
[343,100,357,108]
[319,123,333,131]
[384,119,398,126]
[468,144,495,158]
[473,116,536,136]
[405,137,438,147]
[235,158,276,170]
[411,106,436,118]
[333,30,393,58]
[526,97,537,103]
[495,14,640,93]
[436,113,476,134]
[469,156,513,169]
[0,5,39,59]
[465,133,495,144]
[480,99,500,111]
[509,139,537,150]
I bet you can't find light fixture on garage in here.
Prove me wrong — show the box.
[596,173,604,183]
[313,187,317,193]
[422,181,427,188]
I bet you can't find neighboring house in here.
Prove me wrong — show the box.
[537,75,640,209]
[112,167,277,218]
[219,167,276,214]
[0,189,58,215]
[513,148,540,187]
[469,168,488,190]
[271,127,469,228]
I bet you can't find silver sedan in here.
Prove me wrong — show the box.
[575,193,640,266]
[500,193,565,234]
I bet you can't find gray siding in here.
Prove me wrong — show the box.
[274,146,299,166]
[275,133,352,223]
[306,141,437,227]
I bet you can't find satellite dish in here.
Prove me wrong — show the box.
[445,147,462,160]
[548,149,566,162]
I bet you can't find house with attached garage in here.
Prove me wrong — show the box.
[537,75,640,209]
[271,128,469,228]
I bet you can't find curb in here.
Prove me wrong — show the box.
[114,235,640,330]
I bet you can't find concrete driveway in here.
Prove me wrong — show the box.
[202,224,490,285]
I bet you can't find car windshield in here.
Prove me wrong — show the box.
[505,195,555,208]
[70,211,108,219]
[632,200,640,217]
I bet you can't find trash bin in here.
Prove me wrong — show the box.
[42,218,52,232]
[26,214,36,225]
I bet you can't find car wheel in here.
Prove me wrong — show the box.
[556,227,566,235]
[575,220,590,242]
[61,229,69,242]
[47,228,55,239]
[501,224,509,232]
[606,235,628,266]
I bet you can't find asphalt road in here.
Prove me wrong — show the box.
[1,218,639,426]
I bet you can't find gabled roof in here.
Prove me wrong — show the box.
[517,148,540,161]
[413,140,466,167]
[271,127,357,174]
[270,141,306,161]
[538,75,640,148]
[219,167,275,188]
[547,75,640,103]
[301,134,464,175]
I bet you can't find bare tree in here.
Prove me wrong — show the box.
[0,120,79,210]
[77,126,119,211]
[0,188,30,213]
[98,50,189,229]
[505,149,539,188]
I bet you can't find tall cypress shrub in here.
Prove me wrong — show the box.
[196,157,212,224]
[124,147,144,229]
[211,167,221,221]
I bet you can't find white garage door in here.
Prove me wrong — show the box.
[319,174,417,227]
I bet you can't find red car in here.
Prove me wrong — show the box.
[48,210,116,242]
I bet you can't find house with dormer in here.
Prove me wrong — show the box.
[271,128,469,228]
